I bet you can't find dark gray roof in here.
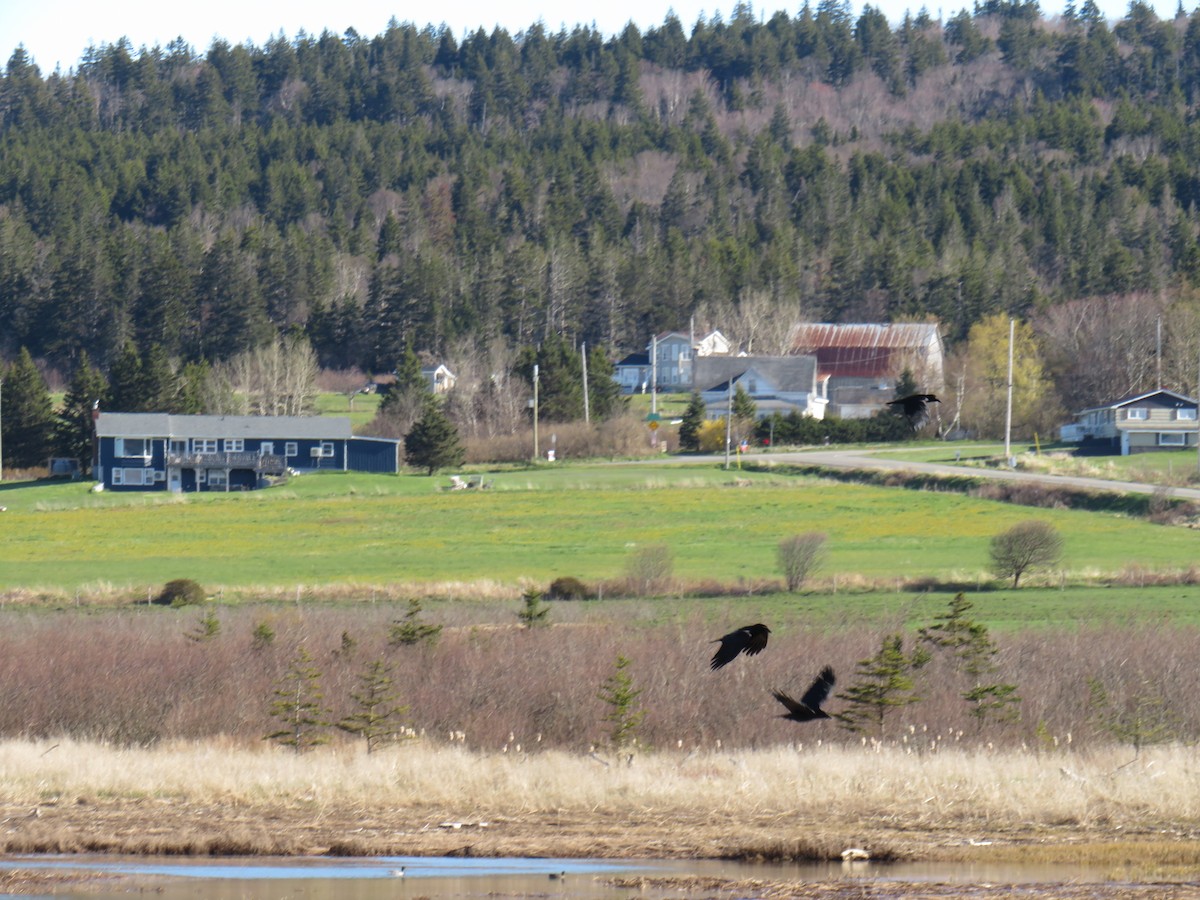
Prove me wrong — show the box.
[694,356,817,393]
[1076,389,1197,415]
[95,413,352,440]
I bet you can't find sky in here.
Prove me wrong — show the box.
[2,0,1190,74]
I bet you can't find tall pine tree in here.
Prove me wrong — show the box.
[3,347,55,470]
[56,350,109,472]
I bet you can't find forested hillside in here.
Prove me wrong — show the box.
[3,0,1200,398]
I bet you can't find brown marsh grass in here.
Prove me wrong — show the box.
[4,738,1200,841]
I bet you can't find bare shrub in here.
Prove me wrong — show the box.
[546,577,590,601]
[155,579,206,607]
[989,520,1064,587]
[623,544,674,596]
[465,415,661,464]
[777,532,827,591]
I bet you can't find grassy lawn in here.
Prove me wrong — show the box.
[627,392,692,421]
[2,463,1197,607]
[315,390,383,431]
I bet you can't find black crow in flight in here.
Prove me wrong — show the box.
[887,393,940,431]
[771,666,836,722]
[710,623,771,670]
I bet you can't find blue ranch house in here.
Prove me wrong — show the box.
[94,412,401,491]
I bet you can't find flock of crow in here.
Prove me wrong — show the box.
[709,623,836,723]
[708,393,941,724]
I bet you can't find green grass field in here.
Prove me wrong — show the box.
[2,462,1197,610]
[315,390,383,431]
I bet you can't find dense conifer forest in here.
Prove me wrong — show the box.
[3,0,1200,396]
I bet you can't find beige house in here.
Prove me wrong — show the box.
[1059,389,1198,455]
[788,323,943,418]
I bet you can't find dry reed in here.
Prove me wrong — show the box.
[3,738,1200,835]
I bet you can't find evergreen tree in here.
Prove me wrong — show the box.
[373,339,431,439]
[836,633,929,735]
[516,588,550,629]
[56,350,108,472]
[140,343,178,411]
[404,397,465,475]
[3,347,55,469]
[918,593,1021,724]
[107,341,148,412]
[678,392,708,451]
[517,334,585,423]
[338,659,410,753]
[585,344,624,420]
[265,646,331,753]
[731,383,757,443]
[388,598,443,647]
[597,654,645,752]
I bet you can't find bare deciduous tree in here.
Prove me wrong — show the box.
[206,335,319,416]
[777,532,827,591]
[989,520,1063,588]
[1034,293,1165,413]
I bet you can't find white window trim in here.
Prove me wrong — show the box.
[1177,409,1197,421]
[224,439,245,452]
[320,442,335,458]
[115,438,152,459]
[194,439,219,454]
[261,442,274,455]
[1159,432,1187,446]
[1127,408,1148,420]
[114,467,150,486]
[285,442,298,456]
[207,470,228,486]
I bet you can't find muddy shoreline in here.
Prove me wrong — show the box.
[4,799,1200,896]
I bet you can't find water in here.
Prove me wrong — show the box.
[0,853,1183,899]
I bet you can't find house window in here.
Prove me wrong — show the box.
[1126,408,1148,420]
[320,442,335,457]
[194,439,219,454]
[1177,409,1197,421]
[115,438,150,458]
[114,467,150,486]
[224,439,244,452]
[285,442,298,457]
[169,439,187,456]
[260,442,274,455]
[207,470,227,487]
[1159,432,1187,446]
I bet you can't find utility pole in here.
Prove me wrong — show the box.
[724,377,733,470]
[533,364,540,462]
[650,335,658,415]
[1004,318,1014,465]
[581,342,590,424]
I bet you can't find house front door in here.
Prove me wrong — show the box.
[168,468,182,493]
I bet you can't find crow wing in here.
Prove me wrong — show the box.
[710,624,770,670]
[770,688,810,715]
[799,665,836,711]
